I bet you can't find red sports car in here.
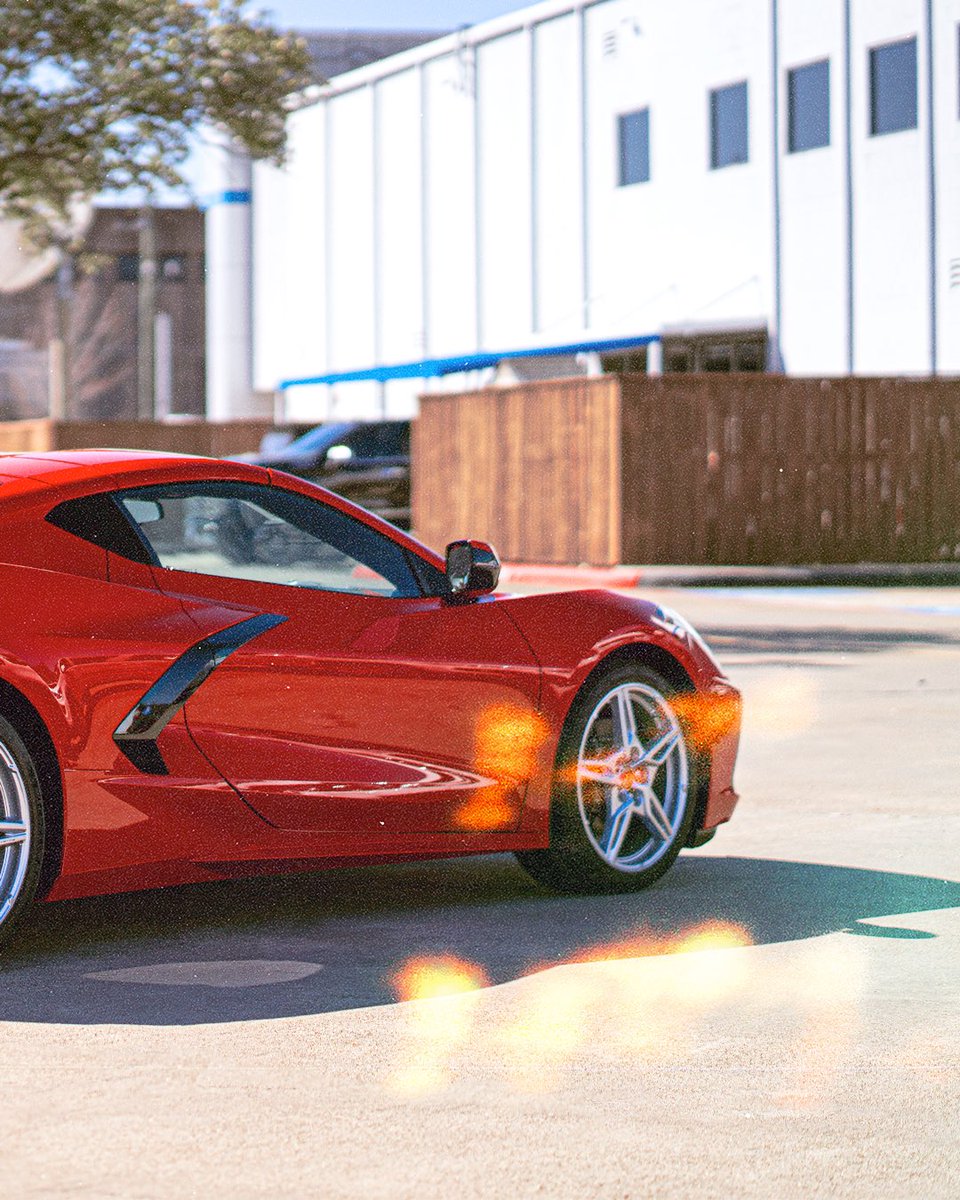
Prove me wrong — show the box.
[0,450,741,943]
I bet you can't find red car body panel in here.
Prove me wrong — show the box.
[0,450,742,906]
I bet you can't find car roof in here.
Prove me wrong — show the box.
[0,448,201,477]
[0,449,267,492]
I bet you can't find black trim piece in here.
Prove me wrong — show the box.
[114,613,286,775]
[46,494,157,565]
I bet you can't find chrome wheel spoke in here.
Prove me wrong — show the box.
[600,793,634,861]
[578,756,621,786]
[612,688,638,751]
[0,736,33,926]
[0,820,27,849]
[642,726,681,767]
[638,790,673,842]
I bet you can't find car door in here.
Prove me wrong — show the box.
[115,477,541,836]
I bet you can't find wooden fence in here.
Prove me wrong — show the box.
[414,376,960,566]
[0,418,273,460]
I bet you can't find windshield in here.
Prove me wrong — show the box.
[285,422,355,455]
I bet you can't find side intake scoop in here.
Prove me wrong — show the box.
[114,613,286,775]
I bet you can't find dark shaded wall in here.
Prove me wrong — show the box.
[0,206,205,421]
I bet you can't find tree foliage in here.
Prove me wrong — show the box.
[0,0,315,246]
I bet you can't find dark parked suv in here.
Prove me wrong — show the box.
[242,420,411,529]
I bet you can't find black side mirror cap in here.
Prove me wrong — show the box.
[445,539,501,596]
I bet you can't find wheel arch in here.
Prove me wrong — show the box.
[0,678,64,899]
[573,640,696,707]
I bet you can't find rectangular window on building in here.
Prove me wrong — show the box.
[710,81,749,168]
[662,331,767,373]
[869,37,918,135]
[618,109,651,185]
[787,59,830,152]
[117,253,139,283]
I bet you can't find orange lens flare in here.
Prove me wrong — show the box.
[672,691,742,750]
[473,703,549,779]
[560,919,753,966]
[454,784,517,831]
[389,954,491,1003]
[455,704,550,831]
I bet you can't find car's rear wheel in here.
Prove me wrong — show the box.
[0,715,44,944]
[516,664,697,894]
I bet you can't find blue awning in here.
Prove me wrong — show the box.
[278,334,660,390]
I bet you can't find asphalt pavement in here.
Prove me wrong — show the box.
[2,580,959,1198]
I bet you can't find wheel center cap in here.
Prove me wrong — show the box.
[619,765,650,789]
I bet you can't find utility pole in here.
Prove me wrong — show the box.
[137,202,158,420]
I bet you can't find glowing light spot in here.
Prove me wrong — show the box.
[672,691,742,750]
[454,704,550,831]
[474,703,549,778]
[672,920,753,956]
[386,955,491,1095]
[389,955,490,1003]
[454,785,517,831]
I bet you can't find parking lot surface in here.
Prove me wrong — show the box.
[2,584,959,1198]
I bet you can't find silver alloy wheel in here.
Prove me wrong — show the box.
[576,682,689,872]
[0,738,31,927]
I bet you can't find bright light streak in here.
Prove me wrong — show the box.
[386,955,491,1095]
[384,926,867,1106]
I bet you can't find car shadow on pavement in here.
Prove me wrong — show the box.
[699,625,960,656]
[0,854,958,1026]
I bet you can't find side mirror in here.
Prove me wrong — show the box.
[445,539,501,596]
[326,444,353,463]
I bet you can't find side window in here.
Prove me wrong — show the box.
[115,481,422,599]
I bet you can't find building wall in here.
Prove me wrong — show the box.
[253,0,960,421]
[0,207,206,421]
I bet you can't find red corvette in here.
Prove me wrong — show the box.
[0,450,741,942]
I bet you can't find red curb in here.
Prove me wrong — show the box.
[500,563,643,589]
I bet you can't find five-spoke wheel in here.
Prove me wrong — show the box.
[0,716,44,943]
[516,664,697,893]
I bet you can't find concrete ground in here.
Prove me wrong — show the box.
[2,583,959,1198]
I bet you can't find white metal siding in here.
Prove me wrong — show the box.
[248,0,960,420]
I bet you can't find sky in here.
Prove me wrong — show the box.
[261,0,525,31]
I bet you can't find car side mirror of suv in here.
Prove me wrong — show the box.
[445,539,501,596]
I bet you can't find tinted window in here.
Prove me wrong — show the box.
[342,423,409,459]
[618,108,651,186]
[787,59,830,152]
[870,38,918,136]
[47,493,154,563]
[115,481,421,598]
[710,81,749,168]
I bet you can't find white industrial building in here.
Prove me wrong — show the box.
[242,0,960,422]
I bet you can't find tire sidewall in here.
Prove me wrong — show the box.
[0,714,45,945]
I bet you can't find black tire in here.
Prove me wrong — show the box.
[516,663,698,894]
[0,714,46,946]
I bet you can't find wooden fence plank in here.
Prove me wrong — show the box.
[415,376,960,565]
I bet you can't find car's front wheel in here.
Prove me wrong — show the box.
[516,664,697,894]
[0,715,45,945]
